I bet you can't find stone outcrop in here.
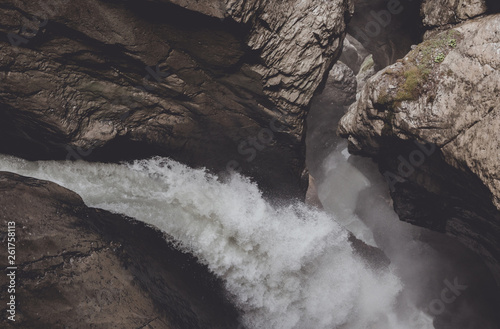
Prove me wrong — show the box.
[0,0,353,199]
[0,172,239,328]
[420,0,487,27]
[339,14,500,284]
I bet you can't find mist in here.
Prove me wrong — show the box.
[306,82,500,329]
[0,154,429,329]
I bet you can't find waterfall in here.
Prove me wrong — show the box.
[0,154,433,329]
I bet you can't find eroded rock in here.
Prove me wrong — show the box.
[0,0,353,199]
[347,0,422,69]
[339,14,500,284]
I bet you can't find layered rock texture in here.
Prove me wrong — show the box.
[421,0,487,27]
[0,0,353,198]
[339,14,500,283]
[0,172,239,328]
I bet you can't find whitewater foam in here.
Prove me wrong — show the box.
[0,155,432,329]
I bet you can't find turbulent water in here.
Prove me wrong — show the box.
[0,155,433,329]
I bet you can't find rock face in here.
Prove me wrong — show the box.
[339,14,500,284]
[0,0,353,199]
[0,172,239,328]
[421,0,487,27]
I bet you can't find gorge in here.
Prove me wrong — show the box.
[1,0,500,328]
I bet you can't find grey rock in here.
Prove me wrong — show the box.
[347,0,422,69]
[339,14,500,284]
[356,54,376,93]
[421,0,487,27]
[339,34,371,74]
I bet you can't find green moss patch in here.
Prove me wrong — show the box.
[407,29,460,67]
[379,29,463,105]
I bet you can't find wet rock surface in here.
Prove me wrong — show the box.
[0,172,239,329]
[0,0,353,199]
[339,14,500,284]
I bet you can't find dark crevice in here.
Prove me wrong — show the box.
[485,0,500,14]
[347,0,424,69]
[376,140,500,234]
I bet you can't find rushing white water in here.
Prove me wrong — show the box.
[0,155,433,329]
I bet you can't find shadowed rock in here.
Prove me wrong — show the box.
[0,0,353,199]
[0,172,240,328]
[339,14,500,285]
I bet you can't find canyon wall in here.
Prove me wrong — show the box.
[0,1,355,325]
[0,0,353,199]
[340,12,500,283]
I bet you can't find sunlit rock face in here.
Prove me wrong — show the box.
[339,14,500,284]
[0,0,353,199]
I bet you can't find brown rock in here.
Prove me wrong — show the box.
[0,0,353,199]
[305,174,323,209]
[0,172,239,328]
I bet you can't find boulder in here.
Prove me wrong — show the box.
[0,172,239,328]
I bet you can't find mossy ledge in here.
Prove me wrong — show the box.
[378,29,463,107]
